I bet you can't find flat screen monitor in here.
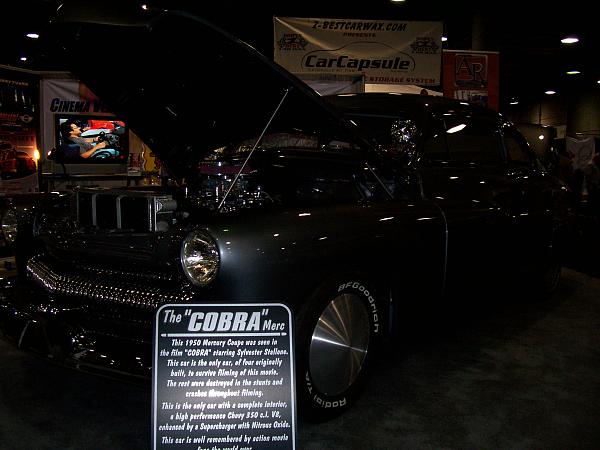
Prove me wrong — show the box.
[50,115,129,165]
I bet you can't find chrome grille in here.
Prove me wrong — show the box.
[27,255,193,310]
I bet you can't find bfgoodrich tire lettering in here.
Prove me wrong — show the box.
[296,277,381,421]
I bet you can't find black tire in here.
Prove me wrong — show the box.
[525,244,562,301]
[295,276,382,422]
[535,249,562,298]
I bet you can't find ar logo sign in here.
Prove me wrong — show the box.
[454,54,488,88]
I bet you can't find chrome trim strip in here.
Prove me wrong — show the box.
[92,193,98,227]
[432,202,448,297]
[75,188,175,232]
[116,195,123,229]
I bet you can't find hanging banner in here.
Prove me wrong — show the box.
[0,67,39,192]
[442,50,500,111]
[0,68,37,133]
[40,78,112,159]
[297,73,365,95]
[274,17,442,86]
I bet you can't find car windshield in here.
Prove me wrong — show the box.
[324,95,434,164]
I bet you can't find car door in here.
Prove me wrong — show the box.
[330,111,449,304]
[417,111,522,296]
[501,123,558,272]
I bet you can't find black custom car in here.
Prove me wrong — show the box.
[0,9,570,420]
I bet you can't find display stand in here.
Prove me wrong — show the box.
[153,303,296,450]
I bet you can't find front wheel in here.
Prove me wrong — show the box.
[535,249,562,298]
[522,243,562,301]
[295,277,382,421]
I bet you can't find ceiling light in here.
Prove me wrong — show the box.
[538,135,545,140]
[561,36,579,44]
[510,101,519,105]
[566,70,581,75]
[441,36,448,42]
[26,33,39,39]
[545,90,556,95]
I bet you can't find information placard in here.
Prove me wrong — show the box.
[153,303,296,450]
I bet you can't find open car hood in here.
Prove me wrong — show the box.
[48,8,361,179]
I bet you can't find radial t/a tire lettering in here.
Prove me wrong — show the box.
[295,276,382,421]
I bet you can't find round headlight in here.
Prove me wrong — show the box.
[1,208,18,245]
[180,230,220,286]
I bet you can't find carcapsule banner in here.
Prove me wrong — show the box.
[274,17,442,86]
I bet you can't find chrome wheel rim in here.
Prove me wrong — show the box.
[309,293,370,396]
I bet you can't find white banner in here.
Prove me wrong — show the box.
[274,17,442,86]
[40,78,114,159]
[297,73,365,95]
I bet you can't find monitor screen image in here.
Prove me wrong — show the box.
[51,115,129,164]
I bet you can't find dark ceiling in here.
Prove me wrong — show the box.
[2,0,598,111]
